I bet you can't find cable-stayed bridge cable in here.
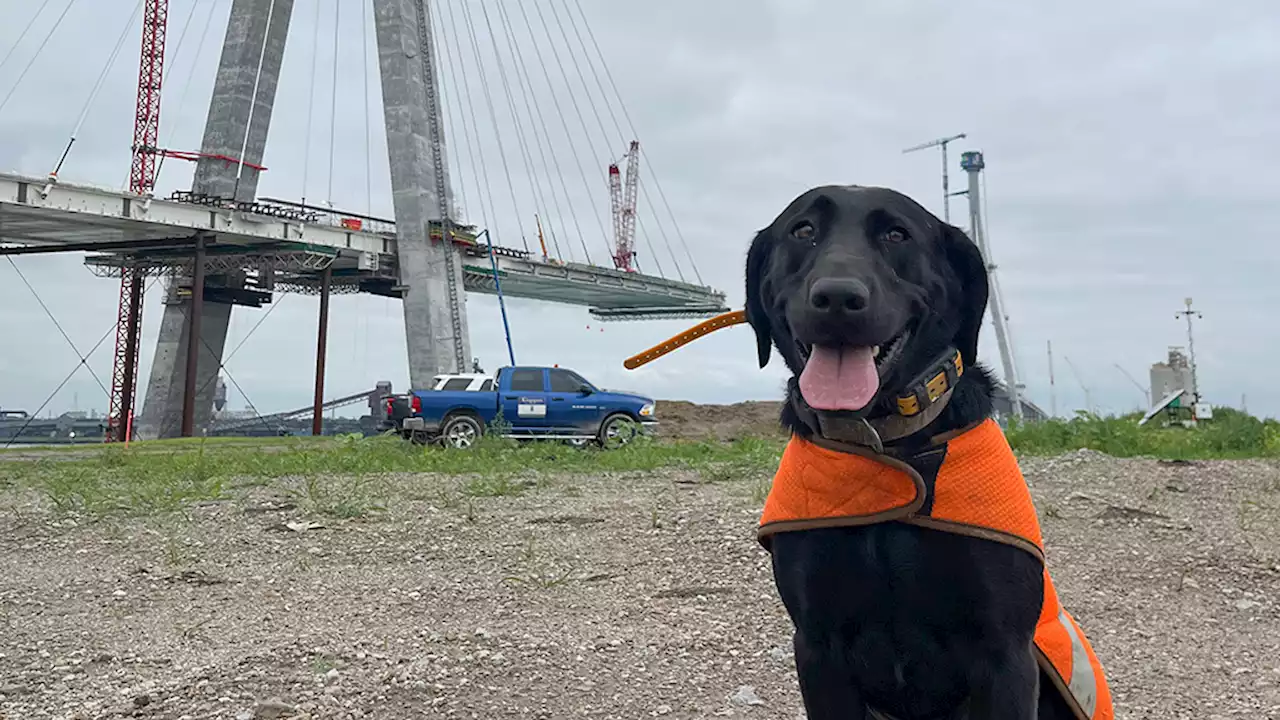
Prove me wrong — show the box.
[495,0,589,264]
[457,0,530,253]
[567,0,705,284]
[435,3,494,233]
[300,0,322,204]
[526,1,615,263]
[50,0,145,179]
[478,1,561,260]
[438,1,509,249]
[0,0,83,118]
[0,0,57,77]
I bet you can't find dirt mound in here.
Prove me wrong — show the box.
[654,399,785,442]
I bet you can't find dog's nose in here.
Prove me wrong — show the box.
[809,278,870,313]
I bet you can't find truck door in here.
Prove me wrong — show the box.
[501,368,550,430]
[547,368,602,433]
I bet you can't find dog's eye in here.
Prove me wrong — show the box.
[791,221,816,242]
[882,227,908,243]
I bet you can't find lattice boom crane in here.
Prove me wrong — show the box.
[608,140,640,272]
[106,0,169,443]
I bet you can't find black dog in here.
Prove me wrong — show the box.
[745,185,1077,719]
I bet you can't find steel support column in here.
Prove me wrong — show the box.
[312,267,331,436]
[117,274,145,442]
[181,236,207,437]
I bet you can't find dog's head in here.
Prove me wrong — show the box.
[745,184,988,421]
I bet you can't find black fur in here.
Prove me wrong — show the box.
[746,185,1074,719]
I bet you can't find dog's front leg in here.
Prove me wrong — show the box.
[964,646,1040,720]
[793,633,868,720]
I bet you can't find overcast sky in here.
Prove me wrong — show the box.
[1,0,1276,420]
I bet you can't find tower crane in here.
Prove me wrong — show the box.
[106,0,169,443]
[608,140,640,272]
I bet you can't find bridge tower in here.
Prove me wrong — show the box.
[139,0,469,438]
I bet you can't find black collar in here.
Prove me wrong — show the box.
[787,347,965,454]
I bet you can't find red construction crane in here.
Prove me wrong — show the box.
[607,140,640,272]
[105,0,169,443]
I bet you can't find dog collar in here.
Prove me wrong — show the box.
[894,347,965,418]
[786,347,965,452]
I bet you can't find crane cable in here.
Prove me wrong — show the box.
[360,0,374,216]
[6,257,111,398]
[359,0,375,365]
[0,272,166,449]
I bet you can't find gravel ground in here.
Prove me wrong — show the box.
[2,447,1279,719]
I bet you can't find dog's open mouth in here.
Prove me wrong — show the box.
[796,327,911,413]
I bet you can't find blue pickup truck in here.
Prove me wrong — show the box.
[384,366,657,449]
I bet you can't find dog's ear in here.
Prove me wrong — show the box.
[939,223,989,366]
[744,229,774,368]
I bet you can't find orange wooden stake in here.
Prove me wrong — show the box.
[623,310,747,370]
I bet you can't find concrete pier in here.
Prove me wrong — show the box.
[138,0,295,439]
[373,0,472,386]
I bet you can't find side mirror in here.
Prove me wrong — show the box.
[579,384,593,395]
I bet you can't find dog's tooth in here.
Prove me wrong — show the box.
[872,345,881,358]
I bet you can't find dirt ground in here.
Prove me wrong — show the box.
[651,400,785,442]
[2,433,1280,718]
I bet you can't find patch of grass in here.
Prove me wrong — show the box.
[4,432,786,517]
[24,440,228,514]
[294,473,387,519]
[1006,408,1280,460]
[503,533,578,590]
[10,407,1276,519]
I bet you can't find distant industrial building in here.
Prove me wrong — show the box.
[1150,347,1194,407]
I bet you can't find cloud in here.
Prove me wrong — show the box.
[1,0,1276,421]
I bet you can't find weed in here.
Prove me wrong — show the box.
[310,654,340,674]
[504,533,577,589]
[749,476,772,505]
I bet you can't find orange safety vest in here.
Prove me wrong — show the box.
[759,418,1114,720]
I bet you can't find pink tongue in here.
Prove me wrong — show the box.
[798,345,880,412]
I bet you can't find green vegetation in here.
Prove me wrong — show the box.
[0,432,783,517]
[2,408,1277,519]
[1006,407,1280,460]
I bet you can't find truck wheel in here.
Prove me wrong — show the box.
[597,413,638,450]
[441,414,483,449]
